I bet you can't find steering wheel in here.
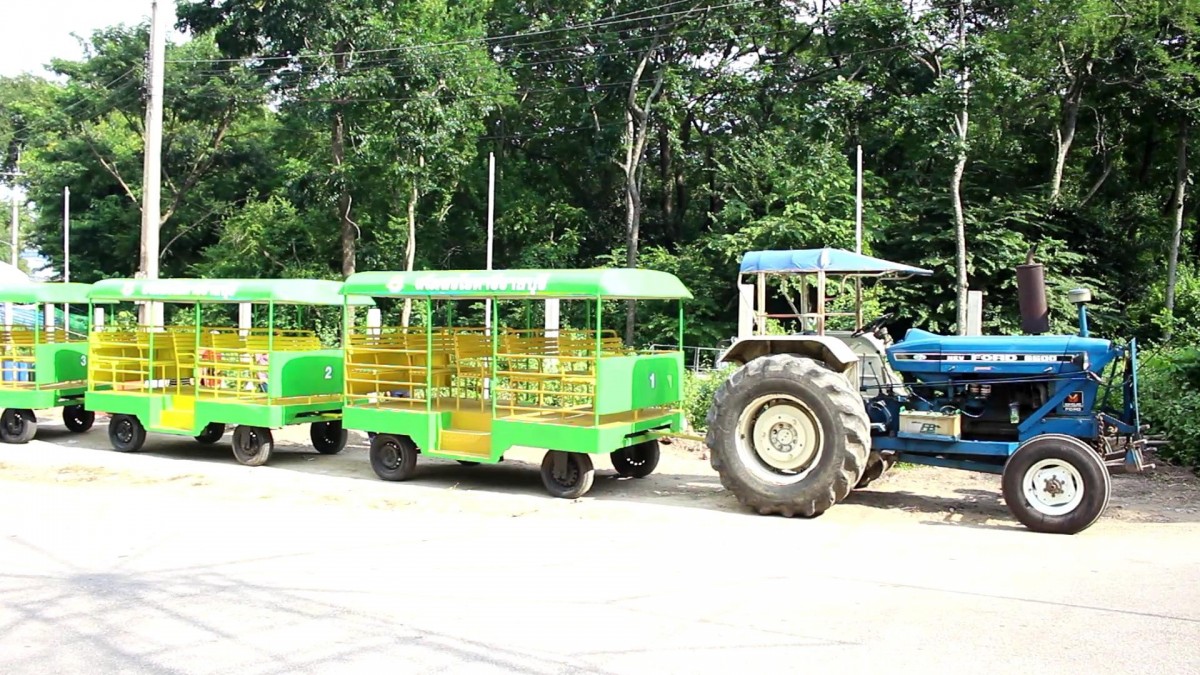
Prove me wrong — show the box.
[851,312,894,338]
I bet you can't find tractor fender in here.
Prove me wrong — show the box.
[719,336,859,373]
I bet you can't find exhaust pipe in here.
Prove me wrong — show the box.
[1016,245,1049,334]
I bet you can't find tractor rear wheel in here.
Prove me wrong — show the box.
[1001,434,1110,535]
[706,354,870,518]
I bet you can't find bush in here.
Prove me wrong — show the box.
[683,366,735,431]
[1139,344,1200,467]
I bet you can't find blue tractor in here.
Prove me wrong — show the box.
[705,248,1148,534]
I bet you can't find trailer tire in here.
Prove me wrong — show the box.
[195,423,226,444]
[1,409,37,444]
[108,414,146,453]
[1001,435,1110,535]
[706,354,870,518]
[612,439,660,478]
[540,451,595,499]
[231,425,273,467]
[62,405,95,433]
[370,434,418,481]
[310,421,348,455]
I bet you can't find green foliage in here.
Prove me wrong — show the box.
[1139,344,1200,467]
[682,366,734,431]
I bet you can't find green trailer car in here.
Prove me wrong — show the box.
[340,268,692,498]
[84,278,373,466]
[0,283,112,443]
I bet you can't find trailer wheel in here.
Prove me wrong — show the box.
[706,354,870,518]
[310,421,348,455]
[231,426,273,467]
[1002,435,1110,535]
[108,414,146,453]
[370,434,418,481]
[62,405,95,433]
[195,423,226,444]
[457,461,480,466]
[612,440,661,478]
[540,451,595,499]
[1,409,37,444]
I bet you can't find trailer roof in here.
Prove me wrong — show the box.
[0,282,116,304]
[342,269,693,300]
[88,278,374,306]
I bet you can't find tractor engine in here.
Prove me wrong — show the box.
[878,328,1126,446]
[906,377,1052,442]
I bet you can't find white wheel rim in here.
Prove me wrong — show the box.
[735,394,824,485]
[1022,458,1085,516]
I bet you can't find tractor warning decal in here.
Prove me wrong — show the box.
[1063,391,1084,413]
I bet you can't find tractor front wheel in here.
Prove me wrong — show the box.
[1001,435,1110,535]
[231,426,273,466]
[706,354,870,518]
[1,409,37,444]
[63,405,95,433]
[540,451,595,499]
[612,440,660,479]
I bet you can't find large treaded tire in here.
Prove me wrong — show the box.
[706,354,870,518]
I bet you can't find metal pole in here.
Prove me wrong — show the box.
[484,152,495,399]
[484,151,495,332]
[63,186,70,330]
[854,144,864,329]
[6,195,15,328]
[139,0,167,327]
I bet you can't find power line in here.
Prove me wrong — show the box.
[165,0,761,64]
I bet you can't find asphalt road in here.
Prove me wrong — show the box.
[0,422,1198,674]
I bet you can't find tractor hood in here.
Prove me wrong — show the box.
[887,328,1117,376]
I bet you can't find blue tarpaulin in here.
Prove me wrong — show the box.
[739,248,932,276]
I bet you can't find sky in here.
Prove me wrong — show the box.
[0,0,178,78]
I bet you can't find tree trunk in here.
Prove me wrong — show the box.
[951,0,971,335]
[332,50,355,279]
[401,157,424,328]
[1165,120,1189,339]
[621,44,665,346]
[659,118,674,235]
[1049,50,1091,202]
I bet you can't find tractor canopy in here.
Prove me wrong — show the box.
[739,248,933,277]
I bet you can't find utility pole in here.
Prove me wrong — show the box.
[63,186,70,328]
[6,192,15,328]
[139,0,167,326]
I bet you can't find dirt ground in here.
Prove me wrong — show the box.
[7,409,1198,531]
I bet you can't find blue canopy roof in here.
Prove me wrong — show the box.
[739,248,932,276]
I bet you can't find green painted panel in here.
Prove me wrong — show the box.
[195,399,341,430]
[0,388,74,409]
[343,406,445,451]
[491,411,683,456]
[594,353,683,415]
[35,343,89,385]
[84,391,165,421]
[269,350,343,398]
[89,278,373,306]
[342,268,693,300]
